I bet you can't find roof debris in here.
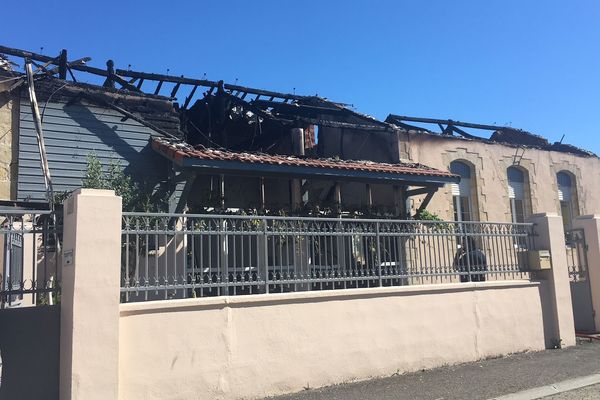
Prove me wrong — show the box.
[0,44,595,159]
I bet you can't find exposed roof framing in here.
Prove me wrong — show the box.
[0,45,393,131]
[0,45,311,106]
[385,114,507,139]
[249,96,392,131]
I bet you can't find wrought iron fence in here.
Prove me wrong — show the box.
[0,210,62,308]
[121,213,535,302]
[565,229,588,282]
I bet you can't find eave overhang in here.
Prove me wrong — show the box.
[152,138,459,187]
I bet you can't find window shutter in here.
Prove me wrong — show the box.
[451,182,460,196]
[558,185,571,201]
[508,181,524,200]
[451,178,471,196]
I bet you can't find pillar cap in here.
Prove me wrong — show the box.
[529,212,560,218]
[71,188,116,197]
[574,214,600,220]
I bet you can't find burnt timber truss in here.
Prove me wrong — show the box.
[0,45,389,132]
[385,114,507,139]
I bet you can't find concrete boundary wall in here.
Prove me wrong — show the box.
[58,191,576,400]
[119,281,546,400]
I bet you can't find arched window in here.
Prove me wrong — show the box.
[557,171,578,229]
[507,167,526,223]
[450,161,475,222]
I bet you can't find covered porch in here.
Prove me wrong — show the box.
[152,137,459,218]
[118,138,533,302]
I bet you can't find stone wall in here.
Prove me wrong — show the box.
[0,91,18,200]
[403,132,600,221]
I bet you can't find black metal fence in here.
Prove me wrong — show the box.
[0,210,61,308]
[565,229,589,282]
[121,213,535,302]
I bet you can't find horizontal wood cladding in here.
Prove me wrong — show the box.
[17,99,169,201]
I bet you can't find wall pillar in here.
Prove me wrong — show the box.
[60,189,122,400]
[572,215,600,332]
[527,212,576,348]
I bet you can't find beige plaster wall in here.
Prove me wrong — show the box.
[0,91,18,200]
[404,133,600,221]
[572,215,600,332]
[119,281,545,400]
[60,189,123,400]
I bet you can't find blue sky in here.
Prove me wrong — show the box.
[4,1,600,153]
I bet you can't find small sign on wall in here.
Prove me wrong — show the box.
[63,249,74,267]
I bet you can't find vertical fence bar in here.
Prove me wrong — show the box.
[376,222,382,287]
[263,218,269,294]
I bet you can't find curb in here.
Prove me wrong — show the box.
[489,373,600,400]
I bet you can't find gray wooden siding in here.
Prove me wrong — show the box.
[18,99,169,201]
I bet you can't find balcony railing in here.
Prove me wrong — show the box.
[121,213,535,302]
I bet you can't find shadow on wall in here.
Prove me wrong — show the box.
[0,305,60,400]
[60,101,172,205]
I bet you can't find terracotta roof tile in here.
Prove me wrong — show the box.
[151,137,457,179]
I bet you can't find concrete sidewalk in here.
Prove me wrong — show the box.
[267,341,600,400]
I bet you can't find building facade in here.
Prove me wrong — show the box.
[398,130,599,227]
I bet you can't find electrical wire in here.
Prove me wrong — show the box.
[41,82,69,122]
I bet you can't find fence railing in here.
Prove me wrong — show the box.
[121,213,535,302]
[565,229,588,282]
[0,210,62,308]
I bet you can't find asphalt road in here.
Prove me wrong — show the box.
[266,340,600,400]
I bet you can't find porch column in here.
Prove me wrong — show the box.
[259,177,266,211]
[291,127,304,212]
[393,186,406,218]
[60,189,122,400]
[572,215,600,332]
[527,213,576,348]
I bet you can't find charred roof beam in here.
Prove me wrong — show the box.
[387,114,506,132]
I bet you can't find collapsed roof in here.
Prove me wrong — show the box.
[1,44,595,168]
[1,44,459,216]
[385,115,597,158]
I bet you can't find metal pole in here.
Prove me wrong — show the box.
[25,62,54,206]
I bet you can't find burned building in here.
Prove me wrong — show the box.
[0,45,457,217]
[384,115,600,228]
[1,44,598,229]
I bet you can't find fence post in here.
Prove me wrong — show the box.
[572,215,600,332]
[376,222,382,287]
[262,218,269,294]
[527,213,576,348]
[59,189,122,400]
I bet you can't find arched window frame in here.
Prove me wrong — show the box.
[450,160,476,222]
[557,171,578,229]
[507,166,527,223]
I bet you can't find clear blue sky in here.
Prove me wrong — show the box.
[4,1,600,153]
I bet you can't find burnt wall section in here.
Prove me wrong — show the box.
[184,93,293,154]
[318,127,399,163]
[17,99,169,201]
